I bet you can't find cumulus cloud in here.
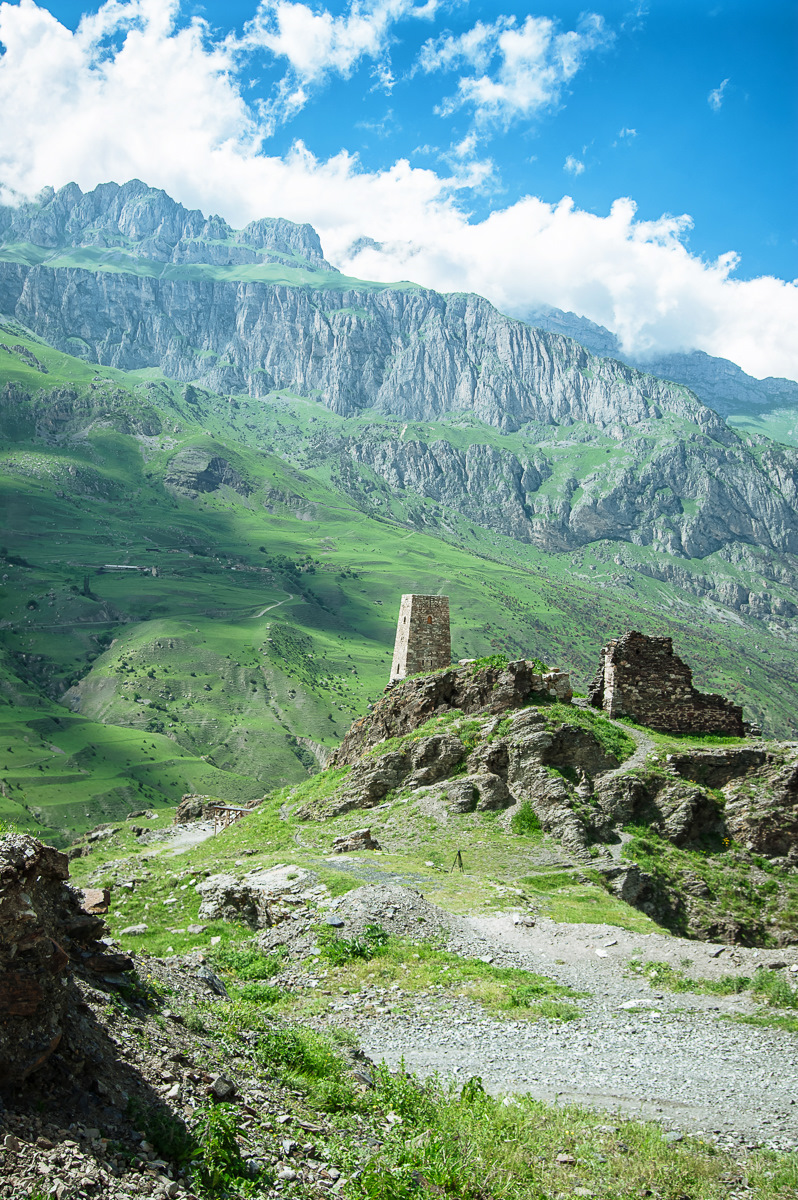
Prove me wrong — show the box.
[418,12,612,127]
[242,0,436,84]
[708,77,729,111]
[564,155,584,175]
[0,0,796,382]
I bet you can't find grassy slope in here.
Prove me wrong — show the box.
[2,321,798,842]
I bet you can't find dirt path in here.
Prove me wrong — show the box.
[344,911,798,1150]
[249,592,295,620]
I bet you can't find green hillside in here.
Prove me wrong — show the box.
[3,321,798,842]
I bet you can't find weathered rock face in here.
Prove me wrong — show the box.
[164,446,249,497]
[173,793,213,823]
[332,828,380,853]
[724,751,798,859]
[0,835,130,1087]
[589,630,744,735]
[5,184,798,570]
[196,864,325,928]
[347,427,798,559]
[525,304,798,420]
[592,774,725,849]
[331,660,572,766]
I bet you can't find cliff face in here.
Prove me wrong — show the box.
[3,180,798,574]
[525,306,798,418]
[347,430,798,556]
[0,261,705,431]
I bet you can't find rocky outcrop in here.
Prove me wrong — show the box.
[332,828,381,853]
[164,445,250,497]
[307,664,798,942]
[723,749,798,859]
[589,631,744,735]
[196,864,326,928]
[351,439,545,543]
[331,660,572,766]
[592,773,725,849]
[0,835,131,1086]
[347,425,798,558]
[173,793,214,823]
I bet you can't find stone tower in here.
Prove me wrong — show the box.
[390,594,450,683]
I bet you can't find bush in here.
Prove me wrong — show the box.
[209,945,283,981]
[191,1100,273,1195]
[753,968,798,1009]
[256,1025,355,1111]
[233,982,282,1005]
[318,922,389,965]
[510,801,541,836]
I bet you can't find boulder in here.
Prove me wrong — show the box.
[196,864,321,928]
[331,828,380,853]
[173,793,212,824]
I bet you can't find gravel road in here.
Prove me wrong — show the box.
[334,907,798,1151]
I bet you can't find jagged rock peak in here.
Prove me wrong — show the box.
[0,180,333,270]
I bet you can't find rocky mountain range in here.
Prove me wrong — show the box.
[524,305,798,419]
[3,178,798,795]
[3,182,798,572]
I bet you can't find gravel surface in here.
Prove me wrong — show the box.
[322,891,798,1151]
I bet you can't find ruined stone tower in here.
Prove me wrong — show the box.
[390,594,450,683]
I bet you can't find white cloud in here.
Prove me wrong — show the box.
[708,77,729,111]
[419,12,612,127]
[0,1,796,383]
[564,155,584,175]
[239,0,440,122]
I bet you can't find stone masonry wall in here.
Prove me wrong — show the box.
[588,630,744,735]
[390,594,450,682]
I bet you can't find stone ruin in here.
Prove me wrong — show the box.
[588,630,744,736]
[390,594,451,682]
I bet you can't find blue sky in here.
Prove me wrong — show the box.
[0,0,796,378]
[33,0,797,281]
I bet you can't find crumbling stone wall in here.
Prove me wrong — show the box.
[588,630,744,735]
[390,594,451,682]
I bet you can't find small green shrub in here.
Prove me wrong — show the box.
[507,982,556,1006]
[510,801,542,836]
[233,982,282,1005]
[318,922,389,965]
[525,998,583,1021]
[191,1100,272,1195]
[468,653,510,670]
[209,946,283,981]
[752,968,798,1009]
[256,1025,355,1111]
